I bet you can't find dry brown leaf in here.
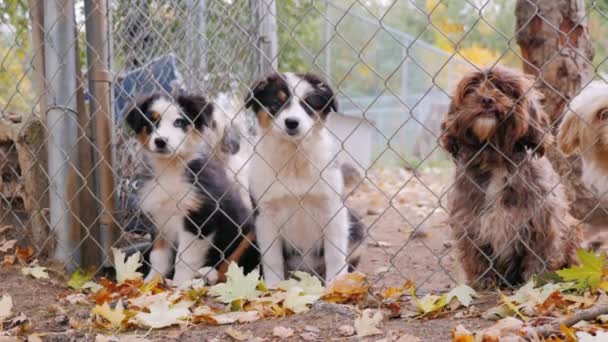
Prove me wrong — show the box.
[0,239,17,253]
[338,325,355,337]
[3,255,15,266]
[15,246,34,263]
[354,309,383,337]
[300,332,318,341]
[225,327,252,341]
[451,325,474,342]
[323,272,369,303]
[0,225,11,234]
[272,326,294,338]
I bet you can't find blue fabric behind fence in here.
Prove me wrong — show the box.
[113,54,183,121]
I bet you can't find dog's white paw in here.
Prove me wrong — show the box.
[197,266,219,285]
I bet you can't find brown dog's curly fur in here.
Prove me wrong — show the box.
[440,66,581,289]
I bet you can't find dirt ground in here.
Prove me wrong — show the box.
[5,165,587,341]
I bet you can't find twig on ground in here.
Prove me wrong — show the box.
[534,304,608,337]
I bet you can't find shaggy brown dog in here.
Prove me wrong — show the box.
[440,66,580,289]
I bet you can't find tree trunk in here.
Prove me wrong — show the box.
[515,0,608,226]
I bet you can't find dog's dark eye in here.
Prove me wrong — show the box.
[463,87,475,97]
[598,108,608,121]
[303,94,328,111]
[174,118,189,128]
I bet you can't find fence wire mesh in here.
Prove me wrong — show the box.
[2,0,608,334]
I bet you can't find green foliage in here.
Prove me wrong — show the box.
[0,0,33,113]
[556,249,606,291]
[276,0,324,72]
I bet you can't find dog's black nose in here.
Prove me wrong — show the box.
[154,138,167,149]
[284,118,299,130]
[481,96,495,107]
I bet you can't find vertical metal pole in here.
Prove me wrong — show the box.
[44,0,80,269]
[324,2,332,76]
[84,0,117,262]
[256,0,278,74]
[186,0,207,92]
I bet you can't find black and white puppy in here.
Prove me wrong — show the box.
[246,72,364,286]
[125,93,258,284]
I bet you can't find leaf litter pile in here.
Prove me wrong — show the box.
[1,245,608,341]
[2,167,608,341]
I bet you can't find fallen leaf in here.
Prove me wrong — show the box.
[446,285,477,308]
[0,225,11,234]
[134,298,191,328]
[481,317,523,341]
[15,246,34,262]
[354,309,383,337]
[208,262,262,303]
[0,239,16,253]
[338,324,355,336]
[556,249,605,291]
[0,294,13,321]
[112,248,143,284]
[3,255,15,265]
[273,326,294,338]
[81,281,103,293]
[21,265,49,279]
[92,301,126,329]
[498,290,527,321]
[410,287,447,316]
[283,286,321,314]
[225,327,252,341]
[278,271,324,296]
[323,272,369,303]
[560,323,578,341]
[300,332,317,341]
[67,268,96,290]
[65,293,89,305]
[206,311,261,325]
[451,325,474,342]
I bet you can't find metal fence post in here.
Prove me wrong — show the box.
[186,0,207,92]
[44,0,80,270]
[85,0,118,265]
[254,0,278,75]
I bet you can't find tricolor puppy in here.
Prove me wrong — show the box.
[125,93,258,285]
[246,72,364,286]
[558,81,608,196]
[440,66,580,289]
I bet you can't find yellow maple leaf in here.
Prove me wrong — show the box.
[92,301,125,329]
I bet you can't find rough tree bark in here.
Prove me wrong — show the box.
[515,0,608,226]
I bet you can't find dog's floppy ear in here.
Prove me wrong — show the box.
[176,94,214,129]
[557,110,581,156]
[125,104,145,133]
[440,105,460,158]
[125,94,158,134]
[245,76,272,110]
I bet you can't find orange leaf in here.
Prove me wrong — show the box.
[536,291,568,316]
[560,324,577,342]
[15,246,34,263]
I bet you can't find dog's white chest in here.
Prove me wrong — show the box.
[139,164,198,242]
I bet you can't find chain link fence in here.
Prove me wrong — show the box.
[2,0,608,308]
